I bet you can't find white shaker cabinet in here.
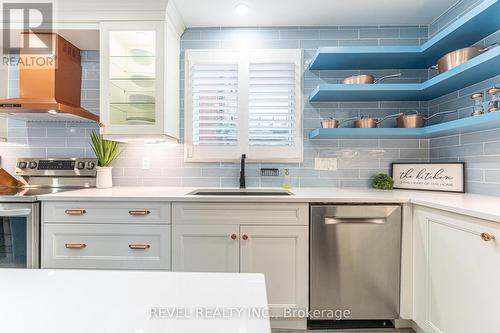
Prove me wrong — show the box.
[42,201,171,270]
[99,21,180,141]
[413,206,500,333]
[172,224,240,273]
[171,203,309,329]
[240,225,308,318]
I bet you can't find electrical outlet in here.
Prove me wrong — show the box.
[314,157,337,171]
[142,157,150,170]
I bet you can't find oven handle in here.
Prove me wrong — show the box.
[0,208,32,217]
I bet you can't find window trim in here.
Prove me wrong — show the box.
[184,49,303,163]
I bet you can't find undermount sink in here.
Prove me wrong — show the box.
[188,189,294,196]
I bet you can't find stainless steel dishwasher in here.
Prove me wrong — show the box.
[309,204,402,329]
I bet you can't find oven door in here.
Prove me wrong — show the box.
[0,203,39,268]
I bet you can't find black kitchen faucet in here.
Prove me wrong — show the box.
[240,154,246,189]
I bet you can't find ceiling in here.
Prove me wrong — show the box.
[173,0,459,27]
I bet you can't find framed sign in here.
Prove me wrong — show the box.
[391,162,465,193]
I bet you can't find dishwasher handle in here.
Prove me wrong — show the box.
[325,217,387,225]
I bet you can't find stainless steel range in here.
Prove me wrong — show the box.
[0,157,97,269]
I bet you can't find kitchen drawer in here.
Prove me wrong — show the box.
[172,202,308,225]
[43,201,170,224]
[43,224,170,270]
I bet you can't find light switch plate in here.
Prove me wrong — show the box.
[314,157,337,171]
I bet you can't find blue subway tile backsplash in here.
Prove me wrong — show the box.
[0,0,499,195]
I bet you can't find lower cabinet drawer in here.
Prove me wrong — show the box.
[43,201,171,224]
[43,224,171,270]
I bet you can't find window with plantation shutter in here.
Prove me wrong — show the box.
[191,63,239,146]
[185,49,302,162]
[248,62,296,147]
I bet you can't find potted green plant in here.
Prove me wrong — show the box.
[373,173,394,190]
[89,131,122,189]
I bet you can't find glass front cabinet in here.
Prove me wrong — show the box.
[100,21,180,140]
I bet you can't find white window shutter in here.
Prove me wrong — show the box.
[248,62,297,147]
[184,51,242,162]
[191,63,239,146]
[247,49,303,162]
[184,49,303,163]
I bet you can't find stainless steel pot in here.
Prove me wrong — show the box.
[354,113,403,128]
[433,43,499,73]
[396,110,458,128]
[342,73,401,84]
[321,117,356,128]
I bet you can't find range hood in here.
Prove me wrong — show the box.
[0,33,99,123]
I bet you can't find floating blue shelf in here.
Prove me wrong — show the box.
[309,112,500,139]
[309,47,500,102]
[308,0,500,70]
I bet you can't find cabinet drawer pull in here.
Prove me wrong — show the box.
[129,244,151,250]
[480,232,496,241]
[230,234,237,240]
[242,234,249,241]
[65,209,86,216]
[65,243,87,249]
[129,210,151,216]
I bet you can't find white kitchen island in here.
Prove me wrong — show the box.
[0,269,271,333]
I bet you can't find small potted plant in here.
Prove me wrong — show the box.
[373,173,394,190]
[89,131,122,189]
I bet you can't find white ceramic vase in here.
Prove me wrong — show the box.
[96,166,113,189]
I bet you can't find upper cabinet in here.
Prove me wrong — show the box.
[100,21,180,141]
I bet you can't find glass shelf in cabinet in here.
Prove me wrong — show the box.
[109,79,156,93]
[110,103,156,114]
[110,103,156,125]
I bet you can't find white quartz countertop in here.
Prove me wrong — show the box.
[0,269,270,333]
[38,186,500,223]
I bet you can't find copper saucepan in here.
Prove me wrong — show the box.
[433,43,499,73]
[354,113,403,128]
[342,73,401,84]
[396,110,458,128]
[321,117,356,128]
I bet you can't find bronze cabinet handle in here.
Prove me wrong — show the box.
[481,232,496,241]
[129,244,151,250]
[65,243,87,249]
[65,209,86,215]
[242,234,249,241]
[129,210,151,216]
[230,234,237,240]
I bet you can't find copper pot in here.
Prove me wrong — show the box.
[354,113,403,128]
[342,73,401,84]
[434,43,499,73]
[321,117,356,128]
[396,110,458,128]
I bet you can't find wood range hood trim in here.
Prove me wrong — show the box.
[0,33,100,123]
